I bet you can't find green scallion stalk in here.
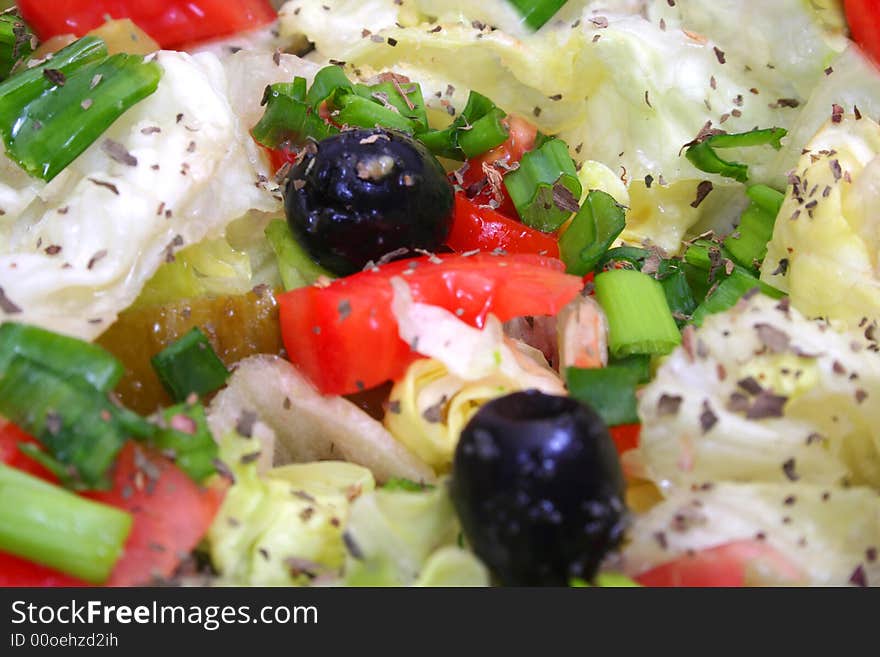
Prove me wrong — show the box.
[0,11,35,80]
[594,269,681,358]
[150,327,230,402]
[690,268,785,327]
[0,463,131,583]
[0,36,106,127]
[0,357,128,489]
[362,80,429,133]
[0,322,123,392]
[658,259,697,326]
[265,218,335,290]
[252,82,338,148]
[504,138,582,231]
[152,402,218,482]
[723,184,784,272]
[417,125,461,160]
[3,50,161,180]
[685,127,787,183]
[506,0,569,31]
[305,64,353,107]
[458,107,509,158]
[608,354,652,384]
[559,189,625,275]
[332,89,418,133]
[418,90,505,160]
[566,365,640,427]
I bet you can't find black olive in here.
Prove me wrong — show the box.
[284,128,454,276]
[450,390,627,586]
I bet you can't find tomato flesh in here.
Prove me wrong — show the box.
[609,423,640,455]
[85,442,226,586]
[278,253,583,395]
[457,115,538,219]
[0,551,89,587]
[17,0,277,49]
[635,540,802,587]
[446,192,560,257]
[845,0,880,66]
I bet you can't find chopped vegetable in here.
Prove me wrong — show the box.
[0,10,35,80]
[566,366,641,427]
[593,269,682,358]
[559,189,626,276]
[150,327,230,402]
[17,0,277,50]
[278,253,582,395]
[685,127,787,183]
[0,39,161,180]
[445,192,560,257]
[152,402,219,482]
[507,0,569,31]
[504,138,582,231]
[0,462,131,584]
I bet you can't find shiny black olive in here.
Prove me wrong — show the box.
[284,128,454,276]
[450,390,627,586]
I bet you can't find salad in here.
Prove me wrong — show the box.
[0,0,879,587]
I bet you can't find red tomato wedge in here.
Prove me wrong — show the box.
[446,192,560,257]
[609,423,641,455]
[0,421,58,484]
[0,551,89,587]
[458,115,538,219]
[635,540,802,587]
[85,442,226,587]
[278,253,583,395]
[845,1,880,66]
[17,0,277,50]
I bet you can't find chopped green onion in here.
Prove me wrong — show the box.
[252,82,338,149]
[0,357,129,488]
[504,138,581,231]
[265,218,335,290]
[507,0,569,30]
[2,49,162,180]
[0,322,123,392]
[559,189,625,275]
[381,477,434,492]
[685,127,787,183]
[0,463,131,583]
[0,36,106,125]
[305,64,353,107]
[332,88,418,134]
[0,11,35,80]
[566,366,640,426]
[419,90,506,160]
[723,185,784,272]
[362,80,429,133]
[690,269,785,327]
[608,354,652,384]
[152,402,218,482]
[458,107,509,158]
[570,573,641,587]
[150,327,230,403]
[594,269,682,358]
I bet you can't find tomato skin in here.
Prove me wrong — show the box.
[635,540,802,587]
[0,551,89,587]
[278,253,583,395]
[609,423,640,455]
[845,0,880,65]
[458,115,538,219]
[84,443,226,587]
[0,421,58,483]
[17,0,277,49]
[446,192,560,257]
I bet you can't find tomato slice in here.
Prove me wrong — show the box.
[0,421,58,483]
[609,423,640,455]
[635,540,802,587]
[446,192,560,257]
[17,0,277,50]
[278,253,583,395]
[0,551,89,587]
[458,115,538,219]
[845,0,880,66]
[85,442,226,586]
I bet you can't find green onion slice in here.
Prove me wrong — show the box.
[685,127,787,183]
[559,189,625,275]
[150,327,230,403]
